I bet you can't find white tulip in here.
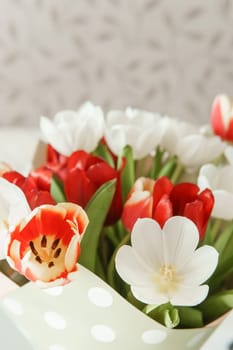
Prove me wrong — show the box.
[40,101,105,156]
[115,216,218,306]
[105,107,165,159]
[161,117,225,170]
[198,163,233,220]
[0,178,30,259]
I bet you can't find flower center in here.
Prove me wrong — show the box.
[29,235,63,268]
[155,264,180,293]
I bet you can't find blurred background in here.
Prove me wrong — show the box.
[0,0,233,126]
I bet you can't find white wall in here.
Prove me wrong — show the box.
[0,0,233,126]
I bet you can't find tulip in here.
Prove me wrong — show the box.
[161,116,225,170]
[0,178,31,259]
[105,107,164,159]
[122,176,214,239]
[198,163,233,220]
[40,101,105,156]
[116,217,218,306]
[2,171,55,209]
[211,94,233,142]
[63,150,123,225]
[7,202,89,287]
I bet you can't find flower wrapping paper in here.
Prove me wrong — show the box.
[0,266,214,350]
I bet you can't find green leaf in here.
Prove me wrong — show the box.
[79,179,116,273]
[177,307,203,328]
[117,145,135,201]
[143,303,180,328]
[198,290,233,323]
[215,221,233,254]
[157,156,177,179]
[50,175,66,203]
[149,147,164,179]
[93,142,115,167]
[208,250,233,291]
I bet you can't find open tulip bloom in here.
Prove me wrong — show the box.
[116,217,218,320]
[1,98,233,329]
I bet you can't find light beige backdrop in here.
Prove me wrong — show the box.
[0,0,233,126]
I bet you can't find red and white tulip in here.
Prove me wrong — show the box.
[7,202,89,287]
[211,94,233,142]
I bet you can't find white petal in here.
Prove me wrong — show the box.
[212,190,233,220]
[6,239,21,269]
[64,236,79,272]
[131,285,169,305]
[180,245,218,285]
[177,135,225,169]
[0,178,30,227]
[0,226,8,259]
[40,116,72,156]
[198,164,219,190]
[115,245,153,286]
[131,218,163,270]
[162,216,199,268]
[170,285,209,306]
[224,145,233,165]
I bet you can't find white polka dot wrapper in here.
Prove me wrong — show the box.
[0,265,218,350]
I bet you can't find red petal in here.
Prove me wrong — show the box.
[64,168,97,208]
[152,176,173,210]
[169,182,199,215]
[153,194,173,227]
[226,118,233,142]
[211,97,226,138]
[122,196,153,232]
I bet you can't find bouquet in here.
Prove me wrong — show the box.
[0,95,233,331]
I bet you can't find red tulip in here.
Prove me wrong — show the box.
[122,176,214,239]
[30,144,68,192]
[2,171,55,209]
[63,150,123,225]
[211,94,233,142]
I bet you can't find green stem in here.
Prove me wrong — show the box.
[104,226,119,247]
[211,218,223,243]
[170,162,184,184]
[150,147,164,179]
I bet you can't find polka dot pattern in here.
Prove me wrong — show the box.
[0,265,212,350]
[88,287,113,308]
[3,298,24,316]
[91,324,116,343]
[44,311,66,330]
[142,329,167,344]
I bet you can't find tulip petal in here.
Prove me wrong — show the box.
[170,285,209,306]
[115,245,153,286]
[162,216,199,268]
[131,285,169,305]
[131,218,163,270]
[0,178,30,227]
[65,236,80,272]
[180,245,218,285]
[212,190,233,220]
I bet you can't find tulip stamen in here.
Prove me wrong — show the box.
[54,248,62,258]
[52,238,60,250]
[35,255,42,264]
[48,261,54,268]
[30,241,38,256]
[41,235,47,248]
